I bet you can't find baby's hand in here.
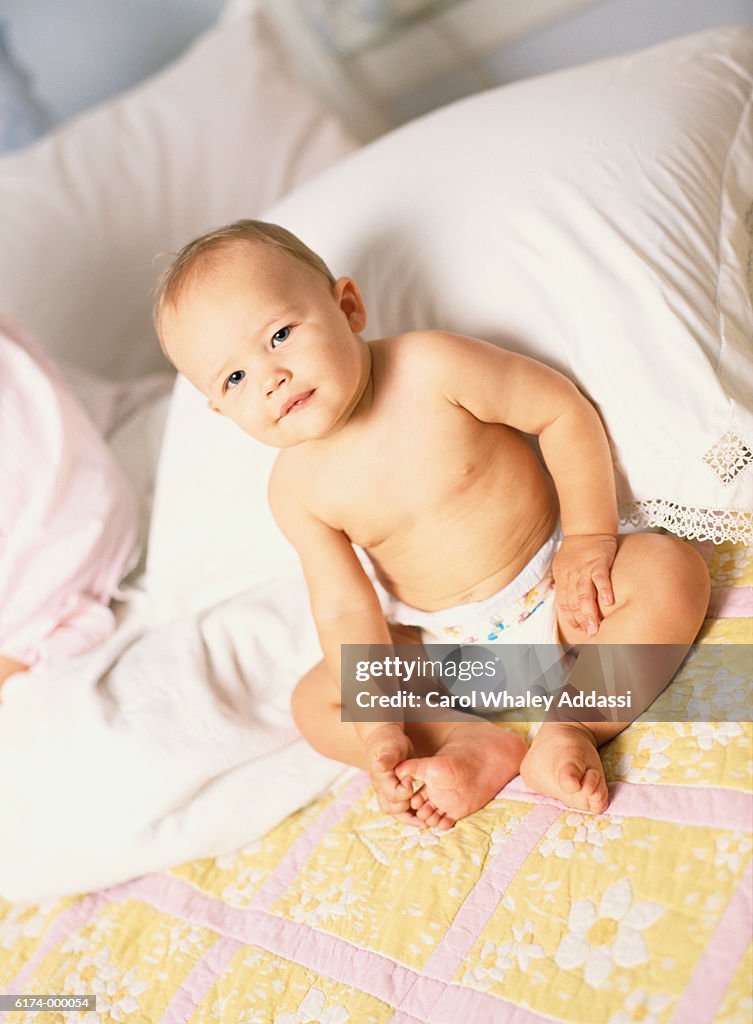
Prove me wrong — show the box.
[552,533,617,637]
[363,723,417,822]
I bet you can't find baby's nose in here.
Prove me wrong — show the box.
[264,369,290,396]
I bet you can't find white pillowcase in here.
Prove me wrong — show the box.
[148,26,753,608]
[148,377,295,612]
[0,6,355,379]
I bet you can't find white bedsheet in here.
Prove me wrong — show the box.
[0,570,347,902]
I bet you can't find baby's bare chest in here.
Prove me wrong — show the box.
[309,401,541,551]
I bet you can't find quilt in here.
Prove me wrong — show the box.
[0,540,750,1024]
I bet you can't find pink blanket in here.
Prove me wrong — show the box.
[0,317,138,667]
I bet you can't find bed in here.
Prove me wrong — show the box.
[0,5,751,1022]
[0,552,749,1023]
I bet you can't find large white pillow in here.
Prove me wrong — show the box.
[148,27,753,608]
[0,6,354,379]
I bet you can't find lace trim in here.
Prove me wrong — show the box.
[620,500,753,545]
[702,430,753,486]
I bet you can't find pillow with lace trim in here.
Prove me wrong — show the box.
[148,27,753,609]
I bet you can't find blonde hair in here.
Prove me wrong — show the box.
[153,219,335,338]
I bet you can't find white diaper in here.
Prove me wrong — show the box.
[373,527,568,706]
[375,526,563,647]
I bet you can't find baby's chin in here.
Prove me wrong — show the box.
[232,420,312,449]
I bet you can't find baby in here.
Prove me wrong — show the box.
[155,220,710,829]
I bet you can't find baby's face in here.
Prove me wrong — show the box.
[160,242,370,448]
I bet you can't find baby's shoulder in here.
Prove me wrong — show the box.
[268,447,312,506]
[372,329,460,370]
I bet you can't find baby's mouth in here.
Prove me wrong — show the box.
[278,389,315,420]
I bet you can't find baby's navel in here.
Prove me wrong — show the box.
[453,462,479,492]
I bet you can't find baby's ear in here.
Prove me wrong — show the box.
[334,276,367,333]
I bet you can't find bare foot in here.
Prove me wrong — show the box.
[363,724,420,825]
[520,722,609,814]
[395,724,527,830]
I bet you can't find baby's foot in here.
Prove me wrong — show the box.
[364,724,419,825]
[520,722,609,814]
[395,724,527,830]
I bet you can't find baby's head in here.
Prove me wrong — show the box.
[155,219,371,448]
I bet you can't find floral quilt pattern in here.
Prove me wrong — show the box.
[0,540,751,1023]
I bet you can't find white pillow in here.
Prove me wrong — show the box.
[0,6,354,379]
[148,377,297,612]
[148,26,753,607]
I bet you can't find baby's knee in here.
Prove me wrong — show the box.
[640,534,710,629]
[659,535,709,608]
[614,533,709,632]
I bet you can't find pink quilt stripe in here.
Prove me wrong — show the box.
[670,858,753,1024]
[254,772,370,912]
[385,1013,428,1024]
[0,891,110,1011]
[208,909,562,1024]
[159,935,243,1024]
[392,804,561,1024]
[389,998,557,1024]
[103,872,420,1008]
[420,982,563,1024]
[501,780,753,831]
[707,586,753,618]
[424,804,560,978]
[160,773,369,1022]
[99,871,563,1022]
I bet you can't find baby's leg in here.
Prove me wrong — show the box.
[292,626,526,828]
[521,533,710,813]
[292,655,413,815]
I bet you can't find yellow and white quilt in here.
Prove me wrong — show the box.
[0,541,750,1024]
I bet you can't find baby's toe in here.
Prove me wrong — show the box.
[395,810,425,828]
[416,800,439,823]
[424,807,454,829]
[434,812,456,831]
[580,767,602,797]
[587,778,609,815]
[410,788,430,812]
[558,761,585,794]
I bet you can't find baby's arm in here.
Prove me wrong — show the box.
[416,331,618,636]
[269,460,414,809]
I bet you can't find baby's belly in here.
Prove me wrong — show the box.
[367,484,559,612]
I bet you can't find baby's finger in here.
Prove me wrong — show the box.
[376,790,411,815]
[565,581,588,630]
[592,568,614,608]
[372,772,410,809]
[576,583,600,637]
[376,775,409,799]
[557,595,582,634]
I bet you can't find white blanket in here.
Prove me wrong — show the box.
[0,571,347,902]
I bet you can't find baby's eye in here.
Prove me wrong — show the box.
[224,370,245,392]
[271,326,292,348]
